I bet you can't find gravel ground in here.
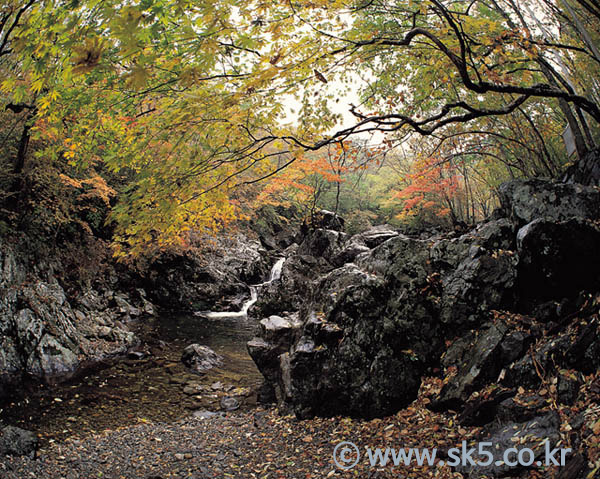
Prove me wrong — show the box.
[3,374,594,479]
[0,404,466,479]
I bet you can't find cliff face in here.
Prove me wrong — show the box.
[0,240,147,397]
[248,179,600,419]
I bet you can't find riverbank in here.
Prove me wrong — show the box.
[3,375,598,479]
[0,378,469,479]
[0,313,262,447]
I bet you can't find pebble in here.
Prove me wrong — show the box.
[127,351,145,360]
[193,410,223,420]
[220,397,240,411]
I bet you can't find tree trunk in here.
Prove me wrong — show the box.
[5,108,35,212]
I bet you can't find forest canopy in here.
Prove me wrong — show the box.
[1,0,599,256]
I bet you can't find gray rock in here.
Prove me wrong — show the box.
[355,225,399,248]
[432,322,510,410]
[253,252,331,317]
[127,351,145,360]
[330,241,370,268]
[181,344,223,373]
[248,313,303,402]
[96,325,113,339]
[310,209,345,231]
[557,373,581,405]
[193,410,224,419]
[502,334,570,389]
[438,243,518,327]
[245,178,600,421]
[251,223,523,419]
[272,237,441,419]
[0,426,38,457]
[454,412,561,478]
[113,294,141,317]
[499,178,600,224]
[517,218,600,303]
[503,316,600,388]
[259,314,301,344]
[496,394,548,424]
[296,228,347,262]
[562,147,600,186]
[0,242,138,396]
[143,233,264,311]
[183,383,208,395]
[220,397,240,411]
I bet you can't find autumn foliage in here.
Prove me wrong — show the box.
[1,0,599,255]
[393,157,460,225]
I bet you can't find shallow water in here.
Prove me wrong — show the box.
[0,314,263,446]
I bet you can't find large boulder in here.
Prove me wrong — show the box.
[181,344,223,373]
[248,178,600,420]
[296,228,347,262]
[267,237,444,418]
[252,219,522,418]
[562,147,600,186]
[249,205,301,251]
[499,179,600,225]
[310,209,345,231]
[437,244,518,327]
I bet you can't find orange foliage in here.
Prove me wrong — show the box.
[257,142,352,208]
[393,156,459,222]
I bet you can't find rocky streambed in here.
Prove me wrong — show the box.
[0,312,263,447]
[0,231,284,448]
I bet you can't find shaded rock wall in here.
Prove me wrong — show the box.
[0,240,147,397]
[248,179,600,419]
[141,234,271,312]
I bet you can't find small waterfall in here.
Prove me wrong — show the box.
[267,257,285,283]
[198,257,285,319]
[241,286,258,314]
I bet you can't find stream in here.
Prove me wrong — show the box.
[200,257,285,319]
[0,258,286,447]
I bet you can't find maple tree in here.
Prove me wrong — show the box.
[393,156,460,225]
[256,140,384,221]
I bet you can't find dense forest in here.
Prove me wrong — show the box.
[1,1,600,478]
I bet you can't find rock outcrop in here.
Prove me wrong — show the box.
[248,178,600,421]
[0,240,149,398]
[142,233,269,312]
